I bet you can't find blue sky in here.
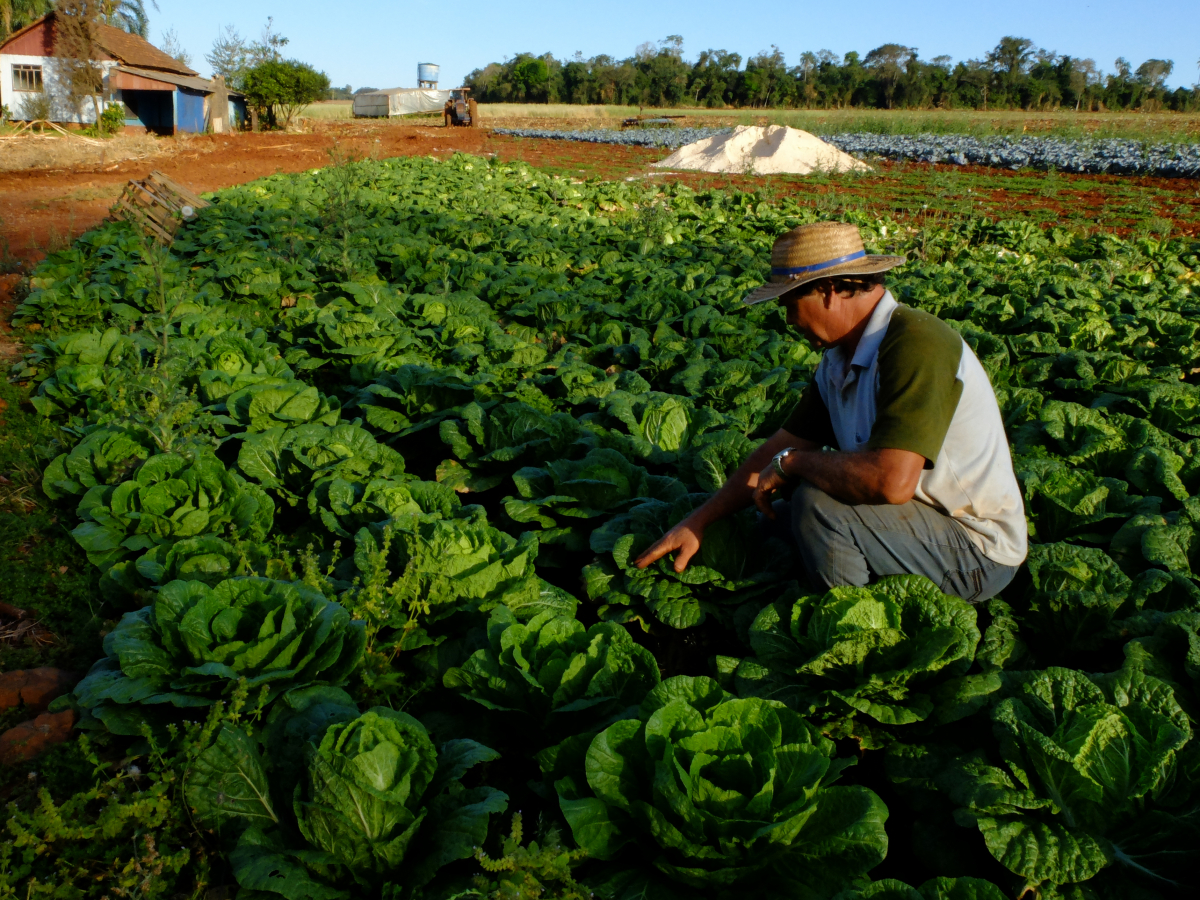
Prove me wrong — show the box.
[153,0,1199,91]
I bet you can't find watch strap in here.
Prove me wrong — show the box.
[772,448,795,480]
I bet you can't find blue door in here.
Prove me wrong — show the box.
[175,89,206,133]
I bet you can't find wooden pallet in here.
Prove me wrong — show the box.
[110,171,210,244]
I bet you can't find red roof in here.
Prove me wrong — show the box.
[0,13,198,76]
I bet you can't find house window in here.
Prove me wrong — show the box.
[12,64,43,93]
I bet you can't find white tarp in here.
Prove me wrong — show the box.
[653,125,870,175]
[353,88,452,117]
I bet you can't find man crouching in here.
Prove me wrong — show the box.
[635,221,1027,602]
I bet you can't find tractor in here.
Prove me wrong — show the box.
[444,89,478,127]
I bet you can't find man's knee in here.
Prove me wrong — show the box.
[790,482,868,589]
[791,480,852,531]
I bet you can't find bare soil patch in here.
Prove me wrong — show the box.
[0,132,162,173]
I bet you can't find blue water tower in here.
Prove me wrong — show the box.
[417,63,439,88]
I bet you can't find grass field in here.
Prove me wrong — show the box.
[299,100,354,119]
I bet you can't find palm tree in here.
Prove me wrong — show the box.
[1,0,54,41]
[97,0,157,38]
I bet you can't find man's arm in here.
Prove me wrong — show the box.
[634,429,811,572]
[752,446,925,515]
[635,436,925,573]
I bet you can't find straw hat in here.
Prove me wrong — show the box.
[743,222,905,306]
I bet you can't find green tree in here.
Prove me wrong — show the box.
[864,43,914,108]
[511,55,550,101]
[1136,58,1173,88]
[205,23,248,87]
[157,26,190,68]
[205,19,288,92]
[242,58,330,129]
[99,0,156,37]
[1,0,52,41]
[988,36,1036,78]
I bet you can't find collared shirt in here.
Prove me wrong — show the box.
[782,291,1028,566]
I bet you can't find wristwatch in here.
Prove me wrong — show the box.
[771,447,797,480]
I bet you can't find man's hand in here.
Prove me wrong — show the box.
[634,517,704,572]
[752,460,789,518]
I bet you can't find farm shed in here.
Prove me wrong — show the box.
[0,12,244,134]
[353,87,462,117]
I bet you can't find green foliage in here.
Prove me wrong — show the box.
[464,39,1199,113]
[444,606,660,731]
[0,688,264,900]
[584,495,792,630]
[0,377,104,674]
[10,152,1200,900]
[897,667,1200,895]
[72,576,366,733]
[466,812,589,900]
[289,708,506,888]
[735,576,981,736]
[96,103,125,136]
[243,59,332,128]
[831,878,1008,900]
[553,675,888,892]
[69,449,274,578]
[505,448,687,562]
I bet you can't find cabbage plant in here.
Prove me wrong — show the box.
[73,576,365,734]
[580,390,754,491]
[443,606,659,729]
[293,708,507,886]
[928,667,1199,895]
[735,576,981,730]
[830,877,1008,900]
[69,449,274,574]
[555,675,887,892]
[584,496,792,630]
[504,448,687,560]
[41,425,153,502]
[237,422,407,505]
[348,504,577,653]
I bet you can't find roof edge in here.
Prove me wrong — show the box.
[1,13,199,77]
[0,12,52,53]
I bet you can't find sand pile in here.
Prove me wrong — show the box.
[652,125,870,175]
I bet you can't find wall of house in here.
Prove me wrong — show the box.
[1,53,118,124]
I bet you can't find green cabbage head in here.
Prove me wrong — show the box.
[69,449,273,573]
[919,667,1200,896]
[294,708,507,886]
[736,575,980,729]
[555,675,888,892]
[443,606,660,728]
[73,577,365,734]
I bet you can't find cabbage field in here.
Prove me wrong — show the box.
[495,127,1200,177]
[4,152,1200,900]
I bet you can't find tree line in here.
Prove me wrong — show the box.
[465,36,1200,112]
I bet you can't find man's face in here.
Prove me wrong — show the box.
[779,285,837,347]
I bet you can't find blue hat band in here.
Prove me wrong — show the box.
[771,250,867,277]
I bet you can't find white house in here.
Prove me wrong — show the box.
[1,13,244,133]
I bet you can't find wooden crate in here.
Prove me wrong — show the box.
[110,171,210,244]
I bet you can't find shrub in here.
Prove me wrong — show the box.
[243,59,331,128]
